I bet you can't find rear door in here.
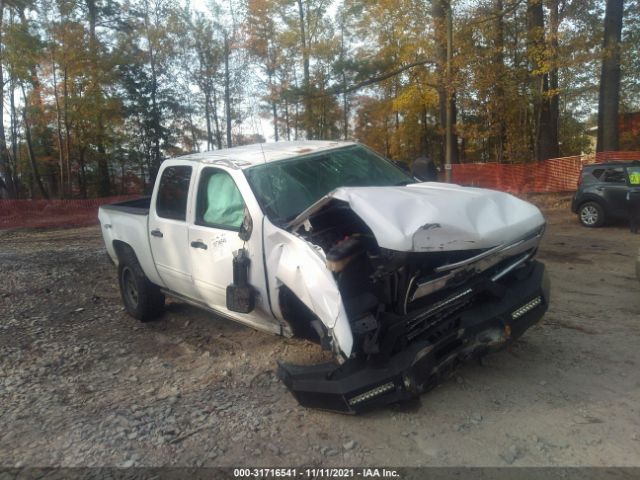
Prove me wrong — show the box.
[148,163,198,297]
[601,167,629,217]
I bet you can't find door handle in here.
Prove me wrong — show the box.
[150,229,163,238]
[190,240,208,250]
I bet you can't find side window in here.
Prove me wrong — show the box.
[156,166,192,221]
[603,167,626,184]
[590,168,604,180]
[196,169,246,230]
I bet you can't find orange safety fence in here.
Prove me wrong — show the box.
[0,195,141,230]
[1,151,639,230]
[450,151,640,194]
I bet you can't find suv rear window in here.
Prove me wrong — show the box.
[590,168,605,179]
[156,166,192,221]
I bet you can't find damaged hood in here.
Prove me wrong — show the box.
[291,182,545,252]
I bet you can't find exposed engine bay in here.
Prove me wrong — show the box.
[291,198,543,362]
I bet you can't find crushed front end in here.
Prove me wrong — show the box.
[279,194,550,414]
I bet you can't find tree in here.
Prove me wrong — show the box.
[0,0,17,198]
[597,0,624,152]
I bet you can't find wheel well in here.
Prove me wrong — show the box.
[578,198,606,212]
[112,240,136,264]
[278,285,324,344]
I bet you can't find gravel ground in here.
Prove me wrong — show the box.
[1,206,639,468]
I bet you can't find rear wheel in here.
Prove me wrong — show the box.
[118,248,165,321]
[579,201,605,228]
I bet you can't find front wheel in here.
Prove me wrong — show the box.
[579,201,605,228]
[118,249,165,322]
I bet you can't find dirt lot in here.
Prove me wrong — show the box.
[1,204,639,468]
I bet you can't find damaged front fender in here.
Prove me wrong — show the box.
[264,220,354,360]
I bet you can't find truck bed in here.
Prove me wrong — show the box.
[100,197,151,216]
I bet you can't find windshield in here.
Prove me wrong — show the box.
[244,144,414,225]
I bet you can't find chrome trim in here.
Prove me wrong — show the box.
[409,229,542,303]
[434,242,507,273]
[491,252,532,282]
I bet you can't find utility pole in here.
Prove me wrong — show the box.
[445,0,453,183]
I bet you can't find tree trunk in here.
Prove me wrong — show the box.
[224,32,232,148]
[597,0,624,152]
[51,56,67,198]
[296,0,312,139]
[432,0,459,166]
[527,0,558,160]
[269,71,278,141]
[78,146,87,199]
[21,85,48,199]
[548,0,560,156]
[204,90,213,150]
[493,0,506,163]
[212,87,222,149]
[0,0,17,198]
[284,97,291,140]
[86,0,110,196]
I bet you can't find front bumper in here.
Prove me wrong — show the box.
[278,261,550,414]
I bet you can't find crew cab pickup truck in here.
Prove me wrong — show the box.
[99,141,550,413]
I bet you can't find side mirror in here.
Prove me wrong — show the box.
[238,207,253,242]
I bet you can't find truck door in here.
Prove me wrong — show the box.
[148,164,198,297]
[187,167,247,312]
[188,166,278,333]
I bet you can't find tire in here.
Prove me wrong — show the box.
[117,247,165,322]
[578,201,605,228]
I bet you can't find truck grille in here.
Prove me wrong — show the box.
[405,287,474,342]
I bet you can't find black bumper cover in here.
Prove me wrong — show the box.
[278,261,550,414]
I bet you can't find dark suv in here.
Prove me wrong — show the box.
[571,161,640,227]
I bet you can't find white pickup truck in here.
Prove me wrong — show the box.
[99,141,550,413]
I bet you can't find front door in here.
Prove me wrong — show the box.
[188,167,247,312]
[148,164,197,297]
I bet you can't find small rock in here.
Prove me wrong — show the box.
[501,445,520,465]
[343,440,356,451]
[632,433,639,441]
[471,413,483,424]
[121,459,135,468]
[267,444,281,455]
[74,308,84,313]
[539,380,547,386]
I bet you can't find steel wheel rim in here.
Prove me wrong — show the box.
[581,205,598,225]
[122,267,139,306]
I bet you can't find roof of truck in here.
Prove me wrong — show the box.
[175,141,358,169]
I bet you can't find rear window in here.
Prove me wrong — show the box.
[603,167,626,184]
[590,168,604,179]
[156,166,192,221]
